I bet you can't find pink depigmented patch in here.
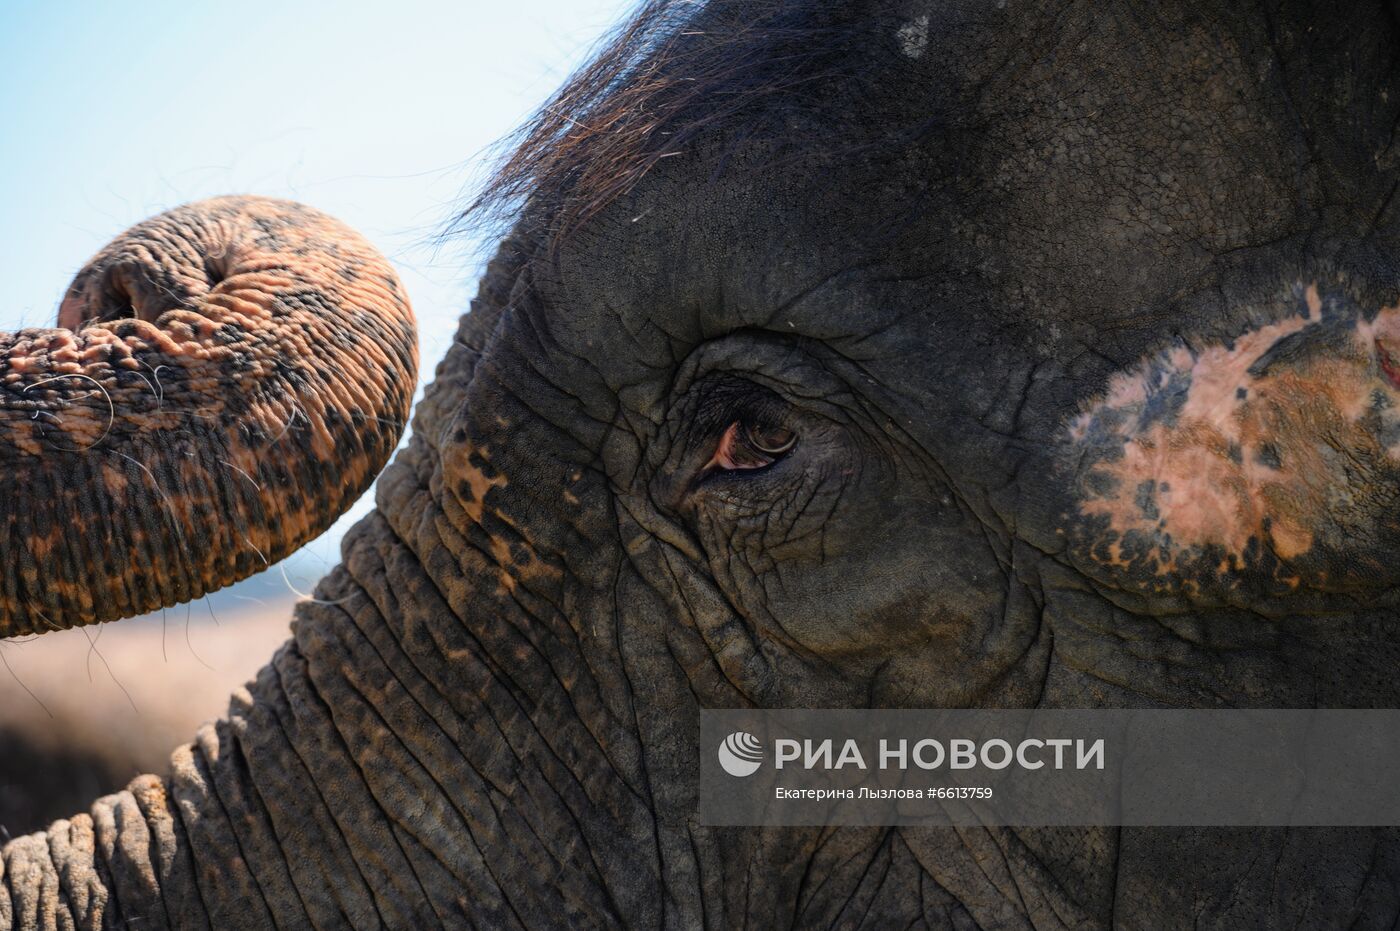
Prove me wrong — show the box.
[1069,283,1400,575]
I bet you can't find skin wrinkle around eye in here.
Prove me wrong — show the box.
[622,321,1016,691]
[672,366,917,555]
[641,333,840,504]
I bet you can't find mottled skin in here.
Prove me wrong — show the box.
[0,196,418,634]
[5,0,1400,929]
[1067,281,1400,606]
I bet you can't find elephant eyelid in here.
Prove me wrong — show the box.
[702,419,798,473]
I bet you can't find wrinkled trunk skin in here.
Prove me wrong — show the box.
[0,196,418,635]
[0,239,548,929]
[0,233,648,928]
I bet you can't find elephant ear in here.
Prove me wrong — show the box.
[0,195,418,637]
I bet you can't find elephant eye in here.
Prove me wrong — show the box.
[705,419,798,472]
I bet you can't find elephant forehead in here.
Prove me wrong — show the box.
[531,1,1375,360]
[535,157,921,385]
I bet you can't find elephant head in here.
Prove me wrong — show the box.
[0,196,417,636]
[4,0,1400,928]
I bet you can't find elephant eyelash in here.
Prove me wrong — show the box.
[684,376,800,483]
[702,417,798,474]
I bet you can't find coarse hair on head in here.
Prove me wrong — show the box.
[450,0,908,250]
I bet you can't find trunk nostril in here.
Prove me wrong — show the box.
[90,261,196,326]
[100,284,136,324]
[204,254,227,288]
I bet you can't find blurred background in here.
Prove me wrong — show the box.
[0,0,631,835]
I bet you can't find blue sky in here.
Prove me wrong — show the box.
[0,0,632,590]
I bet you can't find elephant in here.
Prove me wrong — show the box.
[3,0,1400,926]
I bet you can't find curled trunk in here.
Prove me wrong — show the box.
[0,196,417,636]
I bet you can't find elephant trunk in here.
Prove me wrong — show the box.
[0,196,417,637]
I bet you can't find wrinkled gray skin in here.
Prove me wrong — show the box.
[6,0,1400,927]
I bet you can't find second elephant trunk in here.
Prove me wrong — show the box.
[0,196,418,637]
